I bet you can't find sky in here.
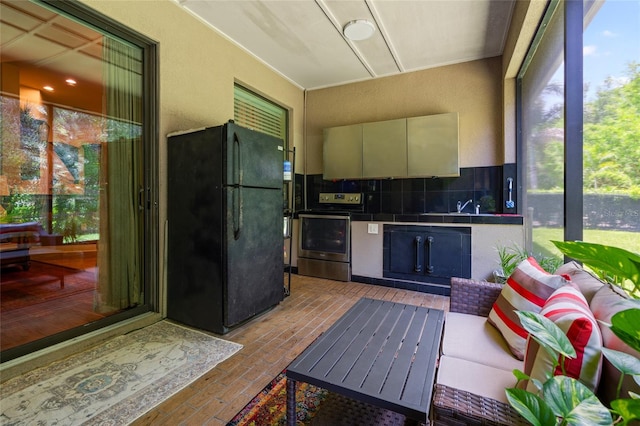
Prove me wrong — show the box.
[582,0,640,99]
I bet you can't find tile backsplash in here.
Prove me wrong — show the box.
[303,164,517,215]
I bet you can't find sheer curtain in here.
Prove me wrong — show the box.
[95,37,142,312]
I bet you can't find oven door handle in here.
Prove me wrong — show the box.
[414,235,423,272]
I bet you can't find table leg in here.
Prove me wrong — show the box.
[286,377,296,426]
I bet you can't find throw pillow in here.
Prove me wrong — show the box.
[488,257,569,359]
[523,282,603,392]
[555,261,605,304]
[589,284,640,405]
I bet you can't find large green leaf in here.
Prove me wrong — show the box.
[505,388,557,426]
[610,309,640,353]
[517,311,576,359]
[542,376,612,425]
[551,241,640,287]
[602,348,640,376]
[611,398,640,425]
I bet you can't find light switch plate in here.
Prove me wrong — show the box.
[367,223,379,234]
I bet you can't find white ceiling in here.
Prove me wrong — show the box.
[0,0,516,97]
[178,0,516,90]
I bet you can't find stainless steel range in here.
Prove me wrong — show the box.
[297,193,362,282]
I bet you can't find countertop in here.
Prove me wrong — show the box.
[350,212,523,225]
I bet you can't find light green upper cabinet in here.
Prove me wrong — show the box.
[362,119,407,179]
[323,124,363,180]
[323,113,459,180]
[407,113,459,178]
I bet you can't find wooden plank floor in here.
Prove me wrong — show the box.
[132,274,450,425]
[1,257,105,352]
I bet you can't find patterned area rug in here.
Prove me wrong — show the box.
[0,321,242,425]
[227,371,426,426]
[227,371,328,426]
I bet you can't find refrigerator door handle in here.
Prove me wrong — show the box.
[233,132,242,186]
[232,132,243,239]
[233,186,242,240]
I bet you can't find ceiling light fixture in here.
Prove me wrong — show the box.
[65,78,77,86]
[343,19,375,41]
[43,85,54,92]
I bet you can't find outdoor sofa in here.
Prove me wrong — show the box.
[432,260,640,425]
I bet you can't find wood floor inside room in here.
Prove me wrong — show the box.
[132,274,450,426]
[0,244,107,351]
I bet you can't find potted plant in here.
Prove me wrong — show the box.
[494,244,563,283]
[506,241,640,425]
[506,310,640,425]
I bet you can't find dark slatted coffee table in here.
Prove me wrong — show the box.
[286,297,444,424]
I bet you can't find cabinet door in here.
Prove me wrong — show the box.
[426,228,467,279]
[383,225,471,285]
[407,112,459,177]
[387,229,427,278]
[323,124,362,180]
[362,118,407,178]
[386,229,463,279]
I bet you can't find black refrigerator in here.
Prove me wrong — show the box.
[167,122,284,334]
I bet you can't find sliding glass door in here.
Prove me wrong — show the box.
[0,0,157,361]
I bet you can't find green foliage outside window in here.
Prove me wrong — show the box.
[584,63,640,198]
[534,62,640,198]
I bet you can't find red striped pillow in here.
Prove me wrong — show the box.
[488,257,569,359]
[522,282,603,392]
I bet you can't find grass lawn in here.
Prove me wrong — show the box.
[532,227,640,259]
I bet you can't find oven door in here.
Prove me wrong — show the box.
[298,214,350,263]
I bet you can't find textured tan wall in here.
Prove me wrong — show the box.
[79,0,304,163]
[305,57,503,175]
[78,0,305,314]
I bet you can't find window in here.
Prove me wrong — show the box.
[582,1,640,250]
[0,0,158,361]
[519,1,565,258]
[518,0,640,260]
[233,84,288,147]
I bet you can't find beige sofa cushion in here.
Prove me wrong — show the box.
[436,355,518,404]
[555,261,605,304]
[442,312,523,372]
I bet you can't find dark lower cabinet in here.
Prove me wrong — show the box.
[383,225,471,286]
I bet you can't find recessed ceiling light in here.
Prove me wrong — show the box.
[65,78,77,86]
[343,19,376,41]
[43,86,54,92]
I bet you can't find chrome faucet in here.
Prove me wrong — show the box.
[457,199,473,213]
